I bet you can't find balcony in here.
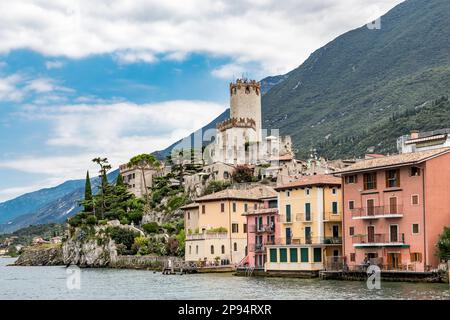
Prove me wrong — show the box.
[352,233,407,248]
[249,224,275,233]
[351,205,403,220]
[323,212,341,222]
[295,213,313,222]
[279,215,294,224]
[186,232,228,240]
[289,236,343,245]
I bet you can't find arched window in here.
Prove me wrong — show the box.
[223,171,229,179]
[234,242,238,252]
[211,245,214,254]
[221,245,225,254]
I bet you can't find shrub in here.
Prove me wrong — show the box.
[232,165,254,183]
[85,215,97,225]
[436,227,450,261]
[204,181,231,195]
[68,215,82,227]
[98,219,108,226]
[166,195,187,212]
[142,222,160,234]
[106,227,139,250]
[128,210,143,225]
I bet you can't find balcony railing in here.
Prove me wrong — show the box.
[296,213,313,222]
[352,233,405,246]
[186,232,228,240]
[279,215,294,223]
[323,212,341,221]
[288,236,343,245]
[249,224,275,233]
[351,205,404,219]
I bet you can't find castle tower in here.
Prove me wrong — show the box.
[229,79,262,133]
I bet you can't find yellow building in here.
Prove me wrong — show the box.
[265,175,342,274]
[181,186,276,265]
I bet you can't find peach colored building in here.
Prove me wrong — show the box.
[242,196,280,269]
[337,147,450,272]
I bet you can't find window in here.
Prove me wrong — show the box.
[232,202,237,213]
[332,188,337,195]
[305,188,311,196]
[244,203,248,212]
[386,169,400,188]
[290,248,298,263]
[363,173,377,190]
[410,167,421,177]
[412,195,419,205]
[187,212,190,220]
[210,245,214,254]
[305,203,311,221]
[221,245,225,254]
[243,224,247,233]
[349,227,355,236]
[202,205,206,214]
[313,248,322,262]
[286,191,290,197]
[223,171,229,179]
[220,203,225,212]
[254,203,258,210]
[300,248,309,262]
[332,202,338,214]
[189,246,191,254]
[233,242,237,252]
[280,248,288,262]
[350,253,356,262]
[270,249,277,262]
[412,224,420,235]
[345,175,357,184]
[232,223,239,233]
[410,253,422,263]
[196,245,198,254]
[349,200,355,210]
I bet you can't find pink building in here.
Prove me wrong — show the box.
[338,147,450,272]
[242,196,280,269]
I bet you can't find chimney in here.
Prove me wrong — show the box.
[410,130,419,139]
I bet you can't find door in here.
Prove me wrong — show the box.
[388,253,401,270]
[390,225,398,243]
[332,225,339,238]
[367,199,375,216]
[367,225,375,243]
[305,227,312,244]
[286,228,292,245]
[389,197,397,214]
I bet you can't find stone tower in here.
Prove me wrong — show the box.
[229,79,262,133]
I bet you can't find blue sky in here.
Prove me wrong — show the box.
[0,0,402,202]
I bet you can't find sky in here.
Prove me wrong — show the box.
[0,0,404,202]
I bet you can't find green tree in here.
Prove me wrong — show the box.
[116,173,124,187]
[92,157,112,219]
[436,227,450,261]
[83,171,93,213]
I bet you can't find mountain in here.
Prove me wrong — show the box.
[262,0,450,158]
[0,170,118,234]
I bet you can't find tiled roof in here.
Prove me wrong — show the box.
[335,147,450,174]
[179,202,199,210]
[194,185,277,202]
[275,174,341,190]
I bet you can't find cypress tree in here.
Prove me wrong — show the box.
[84,171,93,212]
[116,173,124,187]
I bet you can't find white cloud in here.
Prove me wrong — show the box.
[0,74,24,102]
[45,60,64,69]
[212,63,246,80]
[0,99,226,200]
[0,0,404,75]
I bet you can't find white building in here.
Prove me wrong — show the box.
[397,129,450,154]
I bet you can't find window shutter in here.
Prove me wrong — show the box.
[397,169,400,187]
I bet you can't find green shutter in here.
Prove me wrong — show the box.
[280,248,288,262]
[313,248,322,262]
[305,203,311,214]
[290,248,298,263]
[301,248,309,262]
[286,205,291,222]
[332,202,338,214]
[270,249,277,263]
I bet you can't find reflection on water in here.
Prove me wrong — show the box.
[1,258,449,300]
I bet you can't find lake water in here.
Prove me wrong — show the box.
[1,258,449,300]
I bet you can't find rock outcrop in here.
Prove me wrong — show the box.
[14,245,63,266]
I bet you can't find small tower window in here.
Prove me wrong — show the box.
[245,86,250,94]
[256,87,260,96]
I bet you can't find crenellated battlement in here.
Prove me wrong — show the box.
[230,79,261,96]
[217,117,256,132]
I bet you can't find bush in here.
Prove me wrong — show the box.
[142,222,160,234]
[106,227,139,250]
[98,219,108,226]
[204,181,231,195]
[166,195,187,212]
[85,215,97,225]
[68,215,82,227]
[436,227,450,261]
[232,165,254,183]
[128,210,143,225]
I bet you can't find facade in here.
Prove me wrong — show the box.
[119,163,158,198]
[337,147,450,272]
[265,175,343,272]
[181,186,277,265]
[242,196,280,269]
[183,162,236,197]
[397,129,450,154]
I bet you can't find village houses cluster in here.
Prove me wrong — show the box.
[120,78,450,276]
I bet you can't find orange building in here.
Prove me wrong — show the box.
[337,147,450,272]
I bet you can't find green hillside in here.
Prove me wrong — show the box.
[262,0,450,159]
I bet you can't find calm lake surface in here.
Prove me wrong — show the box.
[1,258,449,300]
